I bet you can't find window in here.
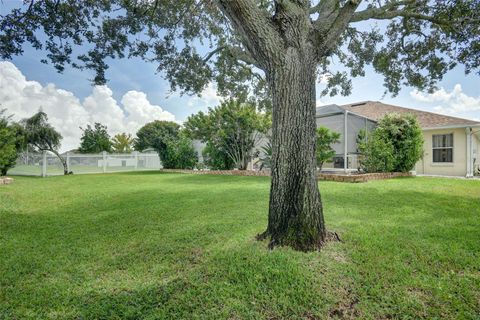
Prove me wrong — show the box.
[432,134,453,163]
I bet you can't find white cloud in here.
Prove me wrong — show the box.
[410,84,480,116]
[0,61,175,152]
[186,83,222,108]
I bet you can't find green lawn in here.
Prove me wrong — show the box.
[1,173,479,319]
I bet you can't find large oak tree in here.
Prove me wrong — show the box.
[1,0,478,250]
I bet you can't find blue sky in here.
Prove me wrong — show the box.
[9,33,480,119]
[1,0,480,151]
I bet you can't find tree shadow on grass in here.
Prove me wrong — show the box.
[71,239,350,319]
[2,177,480,319]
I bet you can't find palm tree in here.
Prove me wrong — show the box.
[111,133,134,153]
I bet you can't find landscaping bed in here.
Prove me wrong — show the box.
[0,177,13,185]
[161,169,412,182]
[161,168,270,176]
[317,171,413,182]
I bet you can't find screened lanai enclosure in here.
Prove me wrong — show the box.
[315,104,377,172]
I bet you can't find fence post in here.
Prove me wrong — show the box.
[102,151,107,173]
[42,150,47,177]
[66,152,70,173]
[134,151,138,170]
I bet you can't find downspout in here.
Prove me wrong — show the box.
[344,110,348,173]
[466,127,473,178]
[470,128,480,177]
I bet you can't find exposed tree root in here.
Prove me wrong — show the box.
[325,230,343,243]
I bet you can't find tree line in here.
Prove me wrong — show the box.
[2,102,423,178]
[0,99,271,175]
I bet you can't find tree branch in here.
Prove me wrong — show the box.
[202,46,227,63]
[202,45,259,66]
[350,1,449,26]
[215,0,284,70]
[310,0,339,17]
[313,0,361,55]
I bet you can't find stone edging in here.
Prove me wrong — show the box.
[161,169,412,183]
[317,172,412,183]
[161,169,270,177]
[0,177,14,185]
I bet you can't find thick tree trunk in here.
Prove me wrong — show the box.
[260,48,326,251]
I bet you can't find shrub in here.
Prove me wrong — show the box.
[358,129,395,172]
[162,134,198,169]
[358,113,424,173]
[202,141,235,170]
[376,113,424,172]
[316,127,340,170]
[0,128,18,176]
[258,142,272,170]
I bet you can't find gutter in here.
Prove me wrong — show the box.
[316,109,377,122]
[422,124,480,131]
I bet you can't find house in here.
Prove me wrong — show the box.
[316,101,480,177]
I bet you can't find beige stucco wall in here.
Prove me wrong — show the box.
[415,128,468,176]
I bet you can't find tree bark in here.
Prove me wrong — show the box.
[51,150,69,175]
[260,47,326,251]
[216,0,328,251]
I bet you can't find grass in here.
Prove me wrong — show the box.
[8,164,156,176]
[1,172,479,319]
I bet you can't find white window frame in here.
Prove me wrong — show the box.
[432,133,454,163]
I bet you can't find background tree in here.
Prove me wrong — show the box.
[185,100,270,170]
[2,1,478,250]
[22,111,69,175]
[162,133,198,169]
[111,133,134,153]
[0,109,23,176]
[78,123,112,153]
[316,127,341,170]
[134,120,181,167]
[202,142,235,170]
[0,128,17,176]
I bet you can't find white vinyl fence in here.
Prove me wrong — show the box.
[10,151,161,177]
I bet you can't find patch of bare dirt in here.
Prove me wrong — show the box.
[328,288,360,319]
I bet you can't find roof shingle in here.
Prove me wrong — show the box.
[340,101,480,128]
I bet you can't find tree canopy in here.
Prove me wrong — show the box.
[0,109,22,176]
[316,127,340,170]
[22,110,70,175]
[185,99,270,170]
[23,111,62,154]
[134,120,180,153]
[111,133,134,153]
[2,1,478,100]
[78,123,113,153]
